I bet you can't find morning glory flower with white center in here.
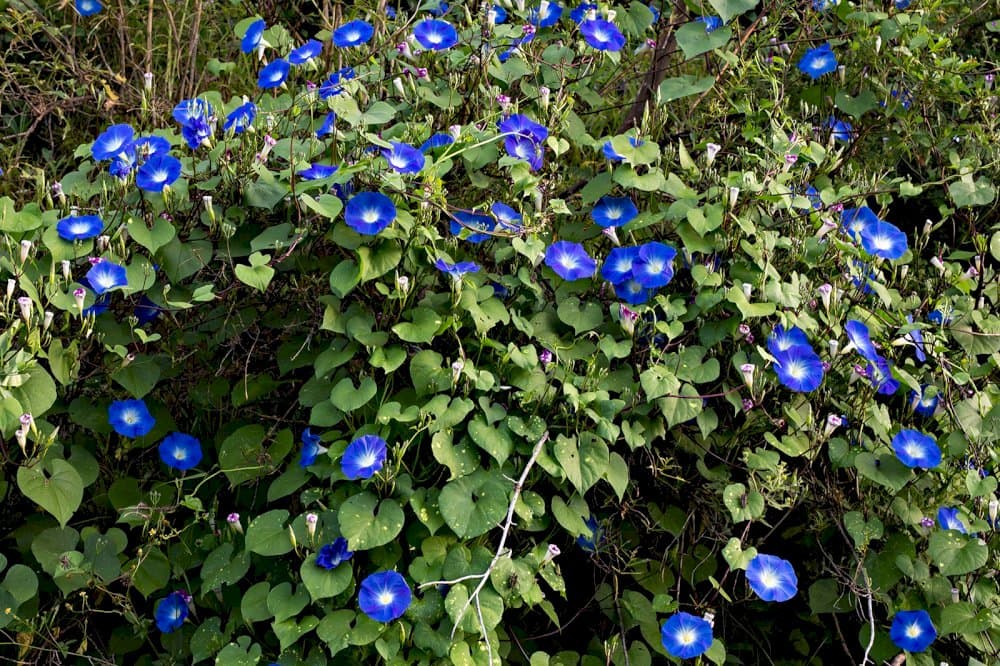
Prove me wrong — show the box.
[491,202,523,231]
[841,206,879,239]
[342,434,387,480]
[614,278,654,305]
[92,124,135,161]
[937,507,968,534]
[632,241,677,288]
[135,153,182,193]
[745,554,798,602]
[579,19,626,51]
[344,192,397,235]
[530,1,563,27]
[797,43,838,79]
[890,610,936,653]
[570,2,597,23]
[413,19,459,50]
[289,39,323,65]
[451,210,496,243]
[601,246,640,284]
[224,102,257,134]
[108,399,156,438]
[591,196,638,228]
[434,258,480,280]
[316,537,353,570]
[133,135,171,158]
[158,432,203,471]
[299,428,328,467]
[891,429,941,468]
[86,260,127,294]
[56,214,104,241]
[333,19,374,48]
[297,164,338,180]
[154,591,189,633]
[772,345,824,392]
[544,241,596,281]
[241,19,266,54]
[844,320,880,363]
[172,98,213,126]
[505,135,545,171]
[258,59,290,89]
[75,0,103,16]
[909,385,939,417]
[382,142,425,174]
[498,113,549,143]
[660,612,713,659]
[358,571,412,622]
[860,219,909,260]
[767,324,811,355]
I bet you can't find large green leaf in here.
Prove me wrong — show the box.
[17,460,83,527]
[393,307,443,343]
[675,23,732,60]
[927,531,988,576]
[338,493,405,550]
[218,424,269,486]
[245,509,294,556]
[708,0,756,21]
[301,555,353,602]
[438,470,508,538]
[329,376,376,413]
[554,434,609,495]
[9,366,57,417]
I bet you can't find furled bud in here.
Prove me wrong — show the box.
[227,512,243,535]
[143,71,153,91]
[824,414,843,438]
[43,311,54,330]
[17,296,32,322]
[705,143,721,164]
[73,288,86,311]
[818,283,833,310]
[20,240,32,264]
[740,363,755,387]
[305,513,318,541]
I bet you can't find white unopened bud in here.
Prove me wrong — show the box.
[6,279,15,300]
[539,86,550,109]
[601,226,620,246]
[393,77,406,98]
[451,359,465,383]
[705,143,721,164]
[143,71,153,91]
[923,219,933,235]
[824,414,843,438]
[19,240,32,264]
[397,274,410,294]
[15,427,27,454]
[816,218,838,238]
[729,186,740,209]
[828,339,839,356]
[741,282,753,299]
[449,125,462,140]
[900,265,909,279]
[43,311,54,330]
[488,8,497,25]
[818,283,833,310]
[605,9,616,21]
[202,195,215,223]
[740,363,755,387]
[305,512,318,541]
[989,499,998,524]
[96,235,110,252]
[875,36,882,53]
[930,256,946,274]
[61,260,71,281]
[73,288,86,311]
[17,297,32,322]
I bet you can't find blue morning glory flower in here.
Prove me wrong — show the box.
[909,385,939,417]
[613,278,654,305]
[135,296,161,325]
[435,258,480,280]
[867,356,900,395]
[576,514,603,552]
[767,324,811,355]
[491,202,523,231]
[344,192,397,235]
[258,59,290,89]
[660,612,713,659]
[158,432,203,471]
[894,0,911,9]
[413,19,459,50]
[633,242,677,288]
[136,153,182,193]
[319,69,353,99]
[172,98,213,126]
[451,210,496,243]
[695,16,724,32]
[75,0,103,16]
[57,214,104,241]
[601,246,640,284]
[812,0,840,9]
[299,428,328,467]
[827,116,854,143]
[860,219,908,260]
[154,591,189,633]
[86,260,127,294]
[544,241,596,281]
[937,507,967,534]
[297,164,338,180]
[579,19,626,51]
[241,18,266,54]
[383,142,425,174]
[316,537,354,570]
[342,434,387,480]
[504,135,544,171]
[181,117,213,150]
[108,399,156,438]
[108,148,137,179]
[492,4,508,23]
[927,308,953,325]
[289,39,323,65]
[358,571,412,623]
[570,3,598,23]
[591,196,638,228]
[428,1,449,16]
[316,112,336,138]
[905,314,927,363]
[498,114,549,144]
[797,43,838,79]
[420,133,454,152]
[224,102,257,134]
[601,136,642,161]
[804,185,822,209]
[333,19,374,48]
[890,610,936,653]
[841,206,880,239]
[648,2,660,21]
[844,320,880,363]
[772,345,824,393]
[892,429,941,469]
[133,135,171,158]
[92,124,134,161]
[746,554,798,602]
[530,1,563,27]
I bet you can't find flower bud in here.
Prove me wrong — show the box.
[951,588,960,603]
[43,311,54,330]
[5,279,14,300]
[288,525,297,550]
[449,124,462,140]
[816,218,838,238]
[538,86,550,109]
[705,143,721,164]
[73,288,86,311]
[451,359,465,383]
[988,498,998,525]
[143,71,153,91]
[397,274,410,295]
[828,339,839,356]
[305,512,318,541]
[393,77,406,97]
[824,414,843,438]
[227,512,243,535]
[17,296,32,322]
[601,226,620,246]
[728,186,740,210]
[61,260,71,281]
[15,427,27,454]
[741,282,753,299]
[740,363,755,387]
[540,349,554,366]
[930,256,946,274]
[19,240,32,264]
[97,235,110,252]
[541,543,561,566]
[619,304,639,336]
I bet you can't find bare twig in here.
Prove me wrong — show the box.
[858,568,876,666]
[418,431,550,664]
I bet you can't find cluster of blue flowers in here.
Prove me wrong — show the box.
[767,324,825,393]
[91,124,181,192]
[599,241,678,304]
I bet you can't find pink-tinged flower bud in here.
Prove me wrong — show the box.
[143,71,153,91]
[601,226,620,246]
[824,414,842,438]
[227,512,243,534]
[449,125,462,140]
[919,516,934,529]
[263,134,277,148]
[737,323,751,338]
[816,218,838,239]
[964,265,979,280]
[784,153,798,166]
[541,543,561,565]
[619,304,639,336]
[522,24,536,36]
[540,349,554,366]
[17,296,32,321]
[705,143,721,163]
[73,288,86,311]
[305,512,318,541]
[740,363,755,387]
[451,359,465,383]
[538,86,550,109]
[930,256,946,274]
[396,41,413,58]
[742,398,754,412]
[416,67,429,79]
[43,311,54,331]
[19,413,33,429]
[818,283,832,310]
[19,240,32,264]
[88,256,102,266]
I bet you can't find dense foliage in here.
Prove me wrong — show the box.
[1,0,999,664]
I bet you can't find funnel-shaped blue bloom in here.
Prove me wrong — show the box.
[241,19,266,54]
[108,399,156,438]
[136,153,181,193]
[86,260,128,294]
[154,592,189,633]
[798,43,838,79]
[892,429,941,468]
[158,432,202,471]
[333,19,374,48]
[413,19,458,50]
[92,124,134,161]
[545,241,596,281]
[258,59,290,89]
[579,19,626,51]
[316,537,353,570]
[890,610,936,653]
[345,192,396,235]
[342,434,387,480]
[591,196,638,228]
[661,612,713,659]
[633,242,677,288]
[289,39,323,65]
[57,214,104,241]
[772,345,824,392]
[383,142,425,174]
[358,571,411,622]
[746,554,798,602]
